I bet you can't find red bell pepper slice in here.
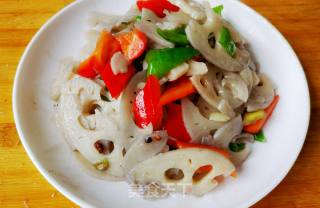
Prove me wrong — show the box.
[132,75,163,129]
[136,0,179,18]
[99,63,136,99]
[160,76,197,106]
[163,103,191,142]
[244,95,280,134]
[168,139,230,159]
[77,31,121,78]
[77,30,135,98]
[77,56,98,78]
[94,31,121,69]
[116,29,148,62]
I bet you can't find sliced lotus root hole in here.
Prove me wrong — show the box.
[216,71,224,80]
[208,33,216,48]
[200,78,209,87]
[89,103,102,114]
[122,148,126,157]
[210,129,216,135]
[192,165,213,183]
[144,134,162,144]
[165,168,184,181]
[144,136,153,144]
[212,175,225,184]
[257,79,264,87]
[94,140,114,155]
[100,88,110,102]
[83,101,102,115]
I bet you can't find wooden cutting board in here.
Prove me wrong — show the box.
[0,0,319,207]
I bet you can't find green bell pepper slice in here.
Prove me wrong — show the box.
[156,25,189,46]
[219,26,237,57]
[146,47,199,78]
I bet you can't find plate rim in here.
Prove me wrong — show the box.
[12,0,311,207]
[12,1,94,207]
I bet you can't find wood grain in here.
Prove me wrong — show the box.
[0,0,319,207]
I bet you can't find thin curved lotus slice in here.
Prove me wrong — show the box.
[190,69,235,118]
[222,72,249,103]
[239,67,260,93]
[124,131,168,172]
[246,73,275,112]
[185,2,255,72]
[57,76,125,179]
[168,0,206,21]
[229,133,254,165]
[181,98,224,143]
[213,115,243,149]
[128,148,235,197]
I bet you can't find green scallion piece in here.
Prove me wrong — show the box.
[212,5,224,15]
[254,130,267,142]
[135,16,142,22]
[229,142,246,152]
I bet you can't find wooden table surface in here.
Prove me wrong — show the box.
[1,0,319,207]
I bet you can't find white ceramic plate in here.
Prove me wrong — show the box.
[13,0,310,207]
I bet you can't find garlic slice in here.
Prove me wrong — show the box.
[110,52,128,75]
[167,63,190,81]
